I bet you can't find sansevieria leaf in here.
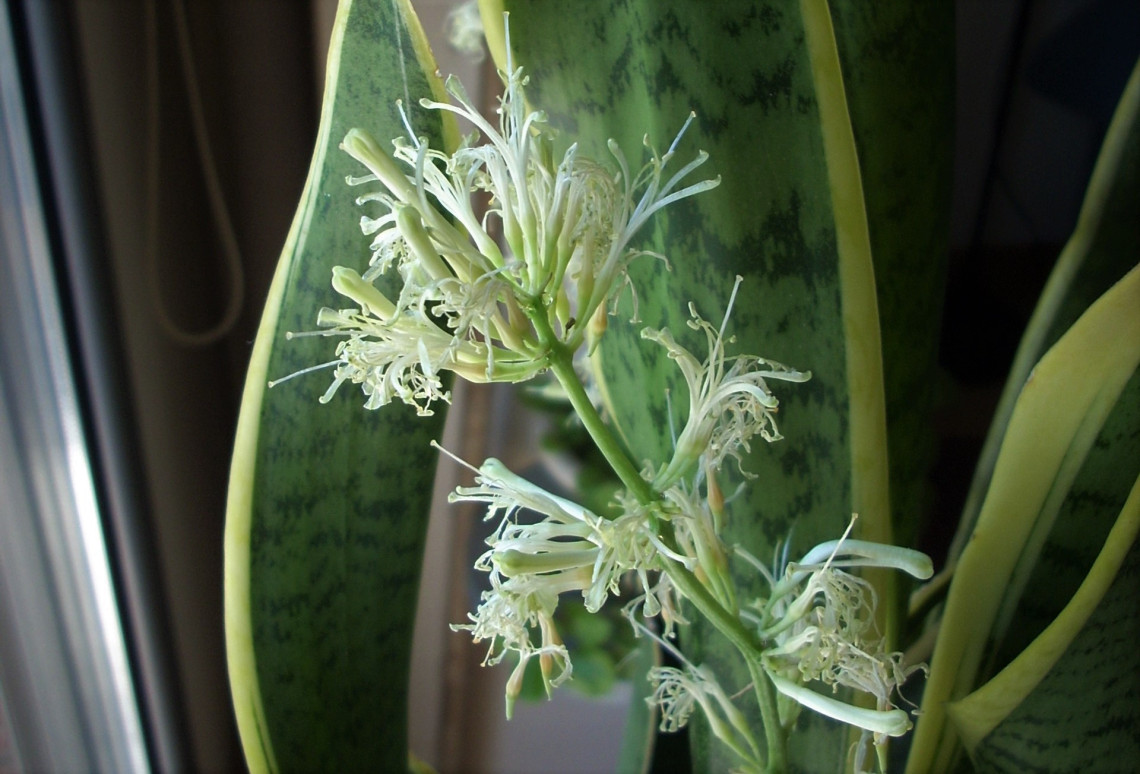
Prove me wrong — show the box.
[224,1,453,771]
[948,60,1140,566]
[952,471,1140,771]
[906,263,1140,772]
[481,1,952,771]
[906,61,1140,774]
[974,61,1140,692]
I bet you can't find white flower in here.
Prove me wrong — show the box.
[305,19,717,412]
[643,276,810,490]
[445,0,485,63]
[747,524,933,749]
[646,664,699,732]
[446,455,666,713]
[309,267,542,415]
[453,572,570,720]
[766,673,912,738]
[660,470,737,612]
[637,624,763,772]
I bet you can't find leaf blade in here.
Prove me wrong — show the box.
[224,1,451,770]
[946,471,1140,757]
[907,264,1140,772]
[949,59,1140,564]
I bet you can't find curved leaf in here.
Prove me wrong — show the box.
[223,1,452,771]
[948,472,1140,768]
[826,1,954,550]
[908,60,1140,773]
[986,367,1140,674]
[907,264,1140,773]
[948,59,1140,564]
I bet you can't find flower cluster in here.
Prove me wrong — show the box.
[303,34,717,414]
[447,456,677,716]
[748,528,933,755]
[635,528,933,772]
[648,661,762,769]
[288,16,939,770]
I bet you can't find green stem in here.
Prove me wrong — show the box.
[532,311,654,505]
[665,558,787,771]
[746,655,787,773]
[529,309,787,769]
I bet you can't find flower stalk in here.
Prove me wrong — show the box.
[287,27,933,770]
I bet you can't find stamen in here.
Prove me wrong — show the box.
[628,617,689,666]
[430,439,482,476]
[664,387,677,447]
[267,359,340,389]
[717,275,744,345]
[667,111,698,156]
[822,513,859,572]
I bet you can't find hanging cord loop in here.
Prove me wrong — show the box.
[145,0,244,347]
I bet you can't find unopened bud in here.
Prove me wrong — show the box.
[331,267,395,319]
[504,658,527,719]
[539,624,564,696]
[396,205,451,281]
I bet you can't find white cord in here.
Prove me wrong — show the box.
[145,0,244,347]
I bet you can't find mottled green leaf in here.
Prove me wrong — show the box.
[907,265,1140,773]
[224,1,451,771]
[950,472,1140,772]
[987,368,1140,674]
[826,1,954,550]
[486,1,952,771]
[907,61,1140,773]
[965,485,1140,772]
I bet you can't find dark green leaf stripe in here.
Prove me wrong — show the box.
[492,1,952,771]
[224,1,450,771]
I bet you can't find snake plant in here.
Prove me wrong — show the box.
[224,0,1140,771]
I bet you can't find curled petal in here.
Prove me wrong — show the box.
[768,673,911,737]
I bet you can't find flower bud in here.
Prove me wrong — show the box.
[331,266,395,320]
[395,204,452,281]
